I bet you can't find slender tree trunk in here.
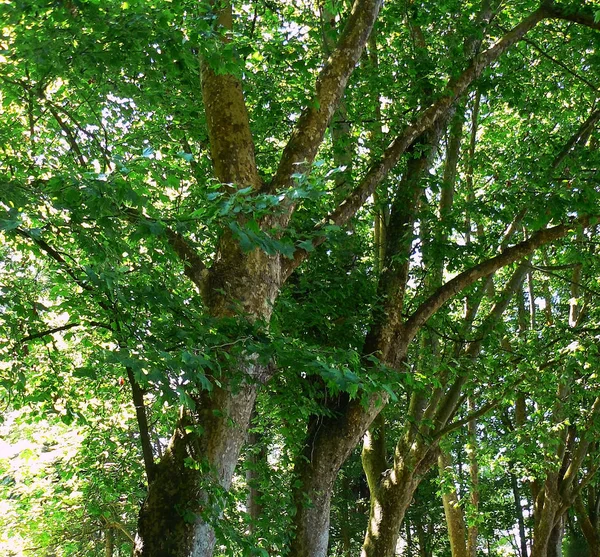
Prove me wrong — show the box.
[466,402,480,557]
[415,512,430,557]
[406,518,413,556]
[439,450,469,557]
[511,473,529,557]
[339,478,352,556]
[246,411,267,533]
[105,527,114,557]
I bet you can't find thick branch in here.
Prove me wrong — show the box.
[404,216,593,343]
[362,413,387,493]
[200,2,261,189]
[574,494,600,550]
[269,0,383,192]
[324,7,546,224]
[544,2,600,31]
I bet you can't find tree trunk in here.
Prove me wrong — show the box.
[246,411,268,533]
[531,490,560,557]
[466,412,479,557]
[361,437,438,557]
[288,394,383,557]
[415,512,432,557]
[134,384,258,557]
[361,466,422,557]
[439,450,469,557]
[547,517,565,557]
[338,474,353,557]
[105,527,114,557]
[511,473,529,557]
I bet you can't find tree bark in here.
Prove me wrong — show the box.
[439,450,469,557]
[362,437,438,557]
[548,516,565,557]
[575,494,600,557]
[531,491,561,557]
[134,385,259,557]
[105,527,114,557]
[289,394,384,557]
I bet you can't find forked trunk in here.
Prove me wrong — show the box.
[361,463,422,557]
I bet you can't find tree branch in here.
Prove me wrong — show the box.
[200,1,261,190]
[269,0,383,193]
[543,2,600,31]
[102,517,136,544]
[519,34,599,94]
[434,399,500,440]
[560,395,600,496]
[15,227,92,292]
[429,260,529,433]
[403,216,594,343]
[47,104,87,167]
[125,364,157,484]
[552,107,600,170]
[434,373,530,441]
[20,321,112,342]
[120,207,208,290]
[164,228,208,289]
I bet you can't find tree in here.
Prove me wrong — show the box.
[2,1,600,556]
